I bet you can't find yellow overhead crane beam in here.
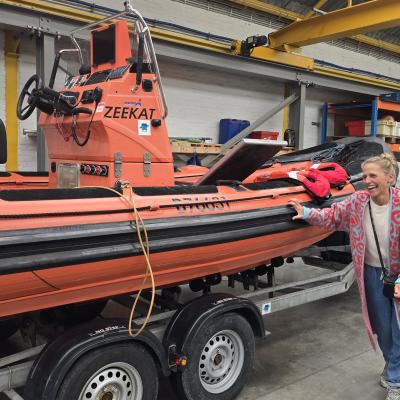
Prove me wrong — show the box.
[0,0,399,92]
[227,0,400,56]
[268,0,400,50]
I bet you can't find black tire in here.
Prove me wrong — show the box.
[171,312,255,400]
[55,343,158,400]
[0,318,20,340]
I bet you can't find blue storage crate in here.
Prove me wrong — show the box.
[219,119,250,144]
[380,92,400,104]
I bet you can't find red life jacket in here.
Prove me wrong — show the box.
[310,162,348,188]
[289,170,331,202]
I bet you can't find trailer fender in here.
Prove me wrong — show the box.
[24,319,169,400]
[163,293,264,368]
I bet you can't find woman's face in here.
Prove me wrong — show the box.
[362,163,393,201]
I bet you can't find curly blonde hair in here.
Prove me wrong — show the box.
[361,153,397,183]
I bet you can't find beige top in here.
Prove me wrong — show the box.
[364,200,390,268]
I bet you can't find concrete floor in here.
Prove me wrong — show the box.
[1,263,386,400]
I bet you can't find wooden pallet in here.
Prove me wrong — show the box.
[170,140,221,154]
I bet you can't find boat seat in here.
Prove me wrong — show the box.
[0,118,7,164]
[195,138,286,186]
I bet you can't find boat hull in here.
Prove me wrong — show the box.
[0,223,330,318]
[0,184,351,318]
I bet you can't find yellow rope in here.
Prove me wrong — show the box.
[126,185,155,337]
[77,184,155,337]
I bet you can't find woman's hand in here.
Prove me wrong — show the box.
[395,284,400,299]
[288,198,304,220]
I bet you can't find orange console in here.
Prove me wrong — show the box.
[38,20,174,188]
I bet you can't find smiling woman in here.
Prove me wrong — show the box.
[289,152,400,400]
[362,154,397,205]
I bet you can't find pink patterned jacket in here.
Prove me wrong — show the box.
[305,188,400,350]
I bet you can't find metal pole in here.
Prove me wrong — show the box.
[297,83,306,149]
[321,103,328,144]
[202,93,299,167]
[371,97,378,136]
[288,83,307,149]
[36,33,54,171]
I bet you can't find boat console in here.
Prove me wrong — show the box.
[17,4,174,189]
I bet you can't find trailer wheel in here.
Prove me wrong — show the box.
[56,343,158,400]
[172,312,255,400]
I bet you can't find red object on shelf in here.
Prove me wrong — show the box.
[249,131,279,140]
[345,120,365,136]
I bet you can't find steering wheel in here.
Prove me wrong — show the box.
[17,74,43,120]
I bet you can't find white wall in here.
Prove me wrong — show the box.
[161,60,372,148]
[159,60,285,142]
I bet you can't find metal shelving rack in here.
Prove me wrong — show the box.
[321,97,400,144]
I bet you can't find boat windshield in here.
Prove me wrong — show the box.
[50,2,167,117]
[55,36,90,81]
[53,27,150,85]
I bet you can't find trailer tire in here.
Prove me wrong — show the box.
[172,312,255,400]
[55,342,158,400]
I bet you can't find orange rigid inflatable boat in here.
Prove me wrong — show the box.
[0,4,392,322]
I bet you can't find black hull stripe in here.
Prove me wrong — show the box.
[0,205,298,246]
[0,195,346,246]
[0,220,305,275]
[0,195,347,275]
[0,189,305,219]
